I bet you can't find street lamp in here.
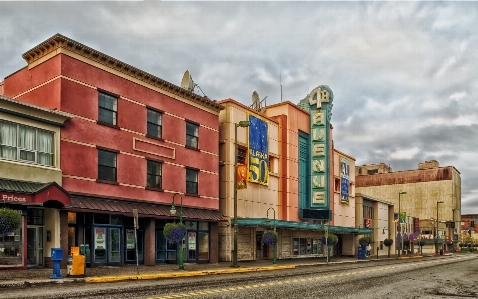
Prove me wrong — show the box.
[398,191,407,258]
[232,120,250,267]
[170,192,184,270]
[265,207,277,265]
[436,201,444,254]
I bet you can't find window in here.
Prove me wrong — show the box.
[186,121,198,149]
[147,160,162,189]
[237,147,247,164]
[186,168,198,195]
[0,120,54,166]
[334,178,340,191]
[98,92,118,126]
[98,149,117,182]
[147,109,162,138]
[367,169,378,175]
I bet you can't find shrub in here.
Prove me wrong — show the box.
[0,208,22,235]
[384,238,394,247]
[359,236,371,247]
[321,233,338,246]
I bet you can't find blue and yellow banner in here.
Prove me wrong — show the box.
[248,114,269,186]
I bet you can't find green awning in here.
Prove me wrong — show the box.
[232,218,373,234]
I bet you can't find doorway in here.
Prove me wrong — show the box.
[27,226,44,267]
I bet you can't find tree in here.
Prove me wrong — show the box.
[384,238,394,258]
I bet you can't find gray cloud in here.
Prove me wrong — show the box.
[1,1,477,213]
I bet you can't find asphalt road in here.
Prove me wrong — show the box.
[2,255,477,299]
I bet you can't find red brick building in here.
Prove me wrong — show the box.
[1,34,223,267]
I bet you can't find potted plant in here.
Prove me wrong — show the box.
[359,236,371,247]
[384,238,394,258]
[418,240,426,255]
[163,222,186,244]
[263,229,278,245]
[0,208,22,236]
[321,233,338,246]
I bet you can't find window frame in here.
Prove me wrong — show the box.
[0,120,55,167]
[186,168,199,195]
[98,91,118,127]
[185,121,199,149]
[146,159,163,190]
[97,148,118,183]
[146,107,163,140]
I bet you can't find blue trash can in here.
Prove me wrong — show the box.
[358,246,366,260]
[50,248,64,279]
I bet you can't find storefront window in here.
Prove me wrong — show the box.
[68,212,76,224]
[294,238,323,256]
[198,232,209,260]
[0,227,23,267]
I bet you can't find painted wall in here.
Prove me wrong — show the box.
[264,102,310,222]
[356,166,459,225]
[332,150,356,229]
[3,53,221,210]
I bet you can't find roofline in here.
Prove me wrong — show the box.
[21,34,224,113]
[0,95,73,120]
[218,98,280,124]
[355,192,395,206]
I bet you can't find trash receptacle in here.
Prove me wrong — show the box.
[358,246,366,260]
[439,249,444,255]
[50,248,63,279]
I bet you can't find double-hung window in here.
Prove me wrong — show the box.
[98,149,117,182]
[147,109,162,139]
[0,120,54,166]
[147,160,162,189]
[186,168,198,195]
[98,92,118,126]
[186,121,198,149]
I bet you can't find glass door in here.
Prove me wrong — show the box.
[27,226,43,267]
[93,227,121,265]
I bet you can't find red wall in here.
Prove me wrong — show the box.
[4,53,220,210]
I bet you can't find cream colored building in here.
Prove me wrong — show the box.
[356,160,461,254]
[0,95,72,269]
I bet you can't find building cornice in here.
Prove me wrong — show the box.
[21,34,223,113]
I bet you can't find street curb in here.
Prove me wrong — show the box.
[84,265,296,283]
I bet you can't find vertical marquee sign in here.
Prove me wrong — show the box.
[340,157,350,204]
[300,85,333,221]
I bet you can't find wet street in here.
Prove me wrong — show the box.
[1,255,477,299]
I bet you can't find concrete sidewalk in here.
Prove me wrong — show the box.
[0,254,431,289]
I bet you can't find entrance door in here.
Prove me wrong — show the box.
[27,226,43,267]
[93,227,121,265]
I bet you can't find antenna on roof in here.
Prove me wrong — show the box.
[280,72,283,102]
[180,70,206,97]
[251,91,267,112]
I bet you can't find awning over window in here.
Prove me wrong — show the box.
[69,195,224,221]
[0,178,71,208]
[233,218,374,234]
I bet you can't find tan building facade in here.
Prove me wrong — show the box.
[356,160,461,253]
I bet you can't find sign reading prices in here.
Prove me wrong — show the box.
[308,86,333,210]
[340,157,350,203]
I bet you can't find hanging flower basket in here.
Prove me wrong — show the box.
[321,233,338,246]
[418,240,426,247]
[163,222,186,244]
[359,236,371,247]
[0,208,22,236]
[263,230,278,245]
[384,238,394,247]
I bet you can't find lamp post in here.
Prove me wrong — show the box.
[398,191,407,258]
[232,120,250,267]
[170,192,184,270]
[436,201,444,254]
[265,207,277,265]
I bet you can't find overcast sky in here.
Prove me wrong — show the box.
[1,1,477,214]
